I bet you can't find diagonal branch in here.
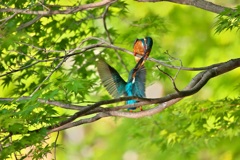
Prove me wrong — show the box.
[45,58,240,132]
[17,15,43,30]
[1,58,239,134]
[137,0,234,14]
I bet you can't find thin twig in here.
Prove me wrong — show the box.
[29,38,89,97]
[10,136,19,160]
[156,65,180,92]
[0,13,17,29]
[1,37,225,79]
[17,15,43,30]
[30,57,68,97]
[0,133,12,143]
[164,50,183,79]
[0,60,42,78]
[102,1,129,73]
[54,131,59,160]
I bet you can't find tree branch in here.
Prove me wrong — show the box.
[0,97,86,110]
[0,0,116,16]
[17,15,43,30]
[2,36,231,80]
[1,58,239,133]
[137,0,234,14]
[23,58,240,133]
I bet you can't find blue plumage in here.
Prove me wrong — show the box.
[144,37,153,52]
[97,59,146,110]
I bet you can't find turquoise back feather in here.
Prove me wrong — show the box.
[126,66,146,109]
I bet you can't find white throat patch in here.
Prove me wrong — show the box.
[132,77,135,84]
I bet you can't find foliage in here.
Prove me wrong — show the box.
[0,0,240,159]
[215,6,240,33]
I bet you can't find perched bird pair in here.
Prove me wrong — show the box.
[97,37,153,110]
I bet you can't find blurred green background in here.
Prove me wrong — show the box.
[1,0,240,159]
[54,1,240,160]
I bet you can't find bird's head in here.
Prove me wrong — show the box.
[144,37,153,52]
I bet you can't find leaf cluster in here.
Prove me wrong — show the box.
[215,6,240,33]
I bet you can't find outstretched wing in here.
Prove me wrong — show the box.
[97,59,126,98]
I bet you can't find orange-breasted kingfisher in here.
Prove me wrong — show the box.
[97,57,146,110]
[133,36,153,63]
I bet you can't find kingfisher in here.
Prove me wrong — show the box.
[97,57,146,110]
[133,36,153,63]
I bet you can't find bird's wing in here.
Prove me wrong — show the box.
[97,59,126,98]
[132,66,146,98]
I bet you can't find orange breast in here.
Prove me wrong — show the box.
[133,40,145,56]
